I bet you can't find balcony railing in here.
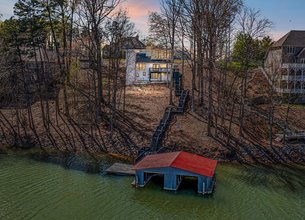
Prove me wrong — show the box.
[149,68,171,73]
[281,75,305,81]
[282,63,305,69]
[275,88,304,94]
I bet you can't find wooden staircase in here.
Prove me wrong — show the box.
[135,72,189,162]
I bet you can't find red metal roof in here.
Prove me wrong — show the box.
[133,152,180,170]
[133,151,217,177]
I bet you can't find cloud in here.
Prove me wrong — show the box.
[121,0,160,35]
[123,0,159,17]
[270,30,288,41]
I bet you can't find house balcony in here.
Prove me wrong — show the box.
[282,63,305,69]
[275,88,305,94]
[149,68,171,73]
[281,75,305,81]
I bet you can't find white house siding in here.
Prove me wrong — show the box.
[126,49,137,85]
[265,49,282,74]
[126,48,172,85]
[135,64,150,82]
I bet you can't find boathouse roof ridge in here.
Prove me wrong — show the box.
[133,151,217,177]
[133,152,180,170]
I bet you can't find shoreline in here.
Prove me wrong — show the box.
[1,145,304,168]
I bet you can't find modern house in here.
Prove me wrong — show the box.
[263,30,305,95]
[132,151,217,194]
[101,36,187,85]
[103,36,173,85]
[126,45,174,85]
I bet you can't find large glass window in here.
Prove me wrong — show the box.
[161,72,169,80]
[136,63,146,71]
[152,64,159,69]
[151,73,160,79]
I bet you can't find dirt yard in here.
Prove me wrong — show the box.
[1,69,305,164]
[106,70,305,163]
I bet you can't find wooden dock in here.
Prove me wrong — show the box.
[105,163,135,175]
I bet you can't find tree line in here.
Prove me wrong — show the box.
[0,0,145,156]
[148,0,281,152]
[0,0,286,159]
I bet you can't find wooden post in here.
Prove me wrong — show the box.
[294,66,297,92]
[287,67,289,91]
[300,69,304,94]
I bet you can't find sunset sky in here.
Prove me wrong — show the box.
[0,0,304,40]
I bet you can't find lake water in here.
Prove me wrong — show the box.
[0,154,304,220]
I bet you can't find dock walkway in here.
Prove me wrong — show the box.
[105,163,135,175]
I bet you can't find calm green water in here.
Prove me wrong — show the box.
[0,154,304,220]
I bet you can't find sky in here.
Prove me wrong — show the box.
[0,0,304,40]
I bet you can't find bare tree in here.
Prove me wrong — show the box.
[182,0,241,136]
[160,0,183,105]
[104,9,137,136]
[265,51,282,147]
[148,12,170,50]
[236,7,272,137]
[77,0,121,116]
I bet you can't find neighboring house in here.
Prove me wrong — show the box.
[263,30,305,94]
[22,48,58,82]
[0,49,59,108]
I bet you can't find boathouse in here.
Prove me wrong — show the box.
[133,151,217,194]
